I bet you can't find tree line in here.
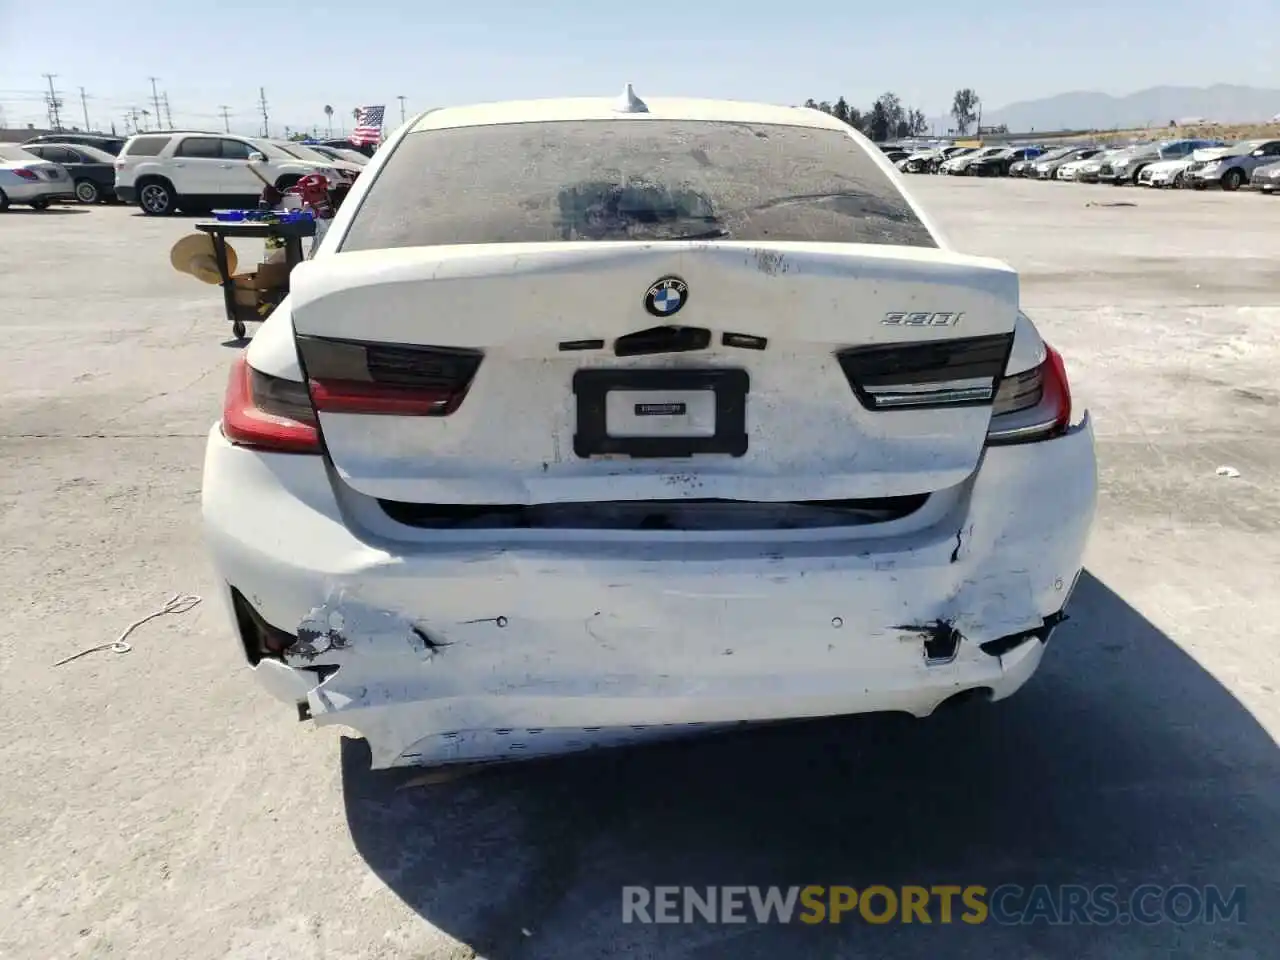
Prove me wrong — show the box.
[802,88,984,141]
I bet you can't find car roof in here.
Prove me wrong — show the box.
[409,95,851,134]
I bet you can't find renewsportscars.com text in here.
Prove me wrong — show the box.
[621,884,1246,926]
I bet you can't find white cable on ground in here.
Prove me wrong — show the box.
[54,593,203,666]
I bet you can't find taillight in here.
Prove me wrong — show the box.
[296,335,484,417]
[13,169,40,182]
[986,343,1073,445]
[221,354,321,454]
[835,333,1012,410]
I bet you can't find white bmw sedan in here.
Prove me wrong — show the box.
[202,88,1098,770]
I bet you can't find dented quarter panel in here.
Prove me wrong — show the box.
[202,409,1097,769]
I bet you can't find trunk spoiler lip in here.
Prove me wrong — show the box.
[291,240,1018,309]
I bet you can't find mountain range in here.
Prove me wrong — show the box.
[930,84,1280,133]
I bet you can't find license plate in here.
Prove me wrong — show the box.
[573,369,748,459]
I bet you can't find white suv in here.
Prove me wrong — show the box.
[114,131,344,216]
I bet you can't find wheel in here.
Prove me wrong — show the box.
[138,179,176,216]
[1172,171,1185,188]
[30,198,51,210]
[0,188,9,212]
[1130,166,1146,185]
[74,179,100,204]
[1192,181,1207,191]
[1220,168,1244,192]
[232,320,246,339]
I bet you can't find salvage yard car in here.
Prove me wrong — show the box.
[1135,143,1223,189]
[1186,139,1280,191]
[1250,159,1280,193]
[0,143,76,210]
[22,142,118,203]
[967,145,1043,177]
[941,145,1004,175]
[115,131,347,215]
[1027,145,1097,180]
[202,88,1099,771]
[1098,138,1223,186]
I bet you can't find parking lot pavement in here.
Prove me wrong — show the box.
[0,185,1277,960]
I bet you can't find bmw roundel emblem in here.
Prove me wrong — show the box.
[644,276,688,318]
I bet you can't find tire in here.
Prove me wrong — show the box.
[1172,171,1186,189]
[0,188,9,212]
[137,179,176,216]
[1130,166,1146,185]
[74,179,100,204]
[1221,168,1244,192]
[30,198,51,210]
[232,320,247,340]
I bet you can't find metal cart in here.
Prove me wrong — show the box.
[195,216,317,339]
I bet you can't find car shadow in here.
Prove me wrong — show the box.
[340,570,1278,957]
[5,206,90,215]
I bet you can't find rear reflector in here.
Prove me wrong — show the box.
[835,333,1013,410]
[221,355,321,454]
[296,335,484,417]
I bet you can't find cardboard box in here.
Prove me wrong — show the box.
[254,260,291,289]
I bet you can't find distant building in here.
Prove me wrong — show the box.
[0,125,54,144]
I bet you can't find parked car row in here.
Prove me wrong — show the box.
[888,135,1280,193]
[1,131,371,214]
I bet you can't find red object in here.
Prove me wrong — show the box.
[13,169,40,182]
[308,377,471,417]
[285,173,333,219]
[221,355,321,454]
[1041,343,1073,436]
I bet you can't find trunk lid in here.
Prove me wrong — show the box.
[289,241,1020,505]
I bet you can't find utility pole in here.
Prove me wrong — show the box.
[79,86,91,131]
[43,73,64,130]
[218,105,231,133]
[147,77,163,126]
[128,107,140,133]
[162,92,173,129]
[397,95,406,123]
[257,87,270,137]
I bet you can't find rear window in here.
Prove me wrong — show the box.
[341,120,935,251]
[123,136,169,157]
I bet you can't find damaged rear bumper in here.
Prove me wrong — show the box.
[201,417,1097,769]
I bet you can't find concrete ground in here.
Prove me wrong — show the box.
[1,179,1277,959]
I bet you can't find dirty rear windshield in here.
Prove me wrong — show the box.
[340,120,936,251]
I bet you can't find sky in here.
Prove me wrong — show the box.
[1,0,1277,137]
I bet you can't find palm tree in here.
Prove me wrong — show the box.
[323,104,333,137]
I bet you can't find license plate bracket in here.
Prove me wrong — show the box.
[573,369,749,458]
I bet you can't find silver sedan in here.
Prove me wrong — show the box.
[0,144,76,210]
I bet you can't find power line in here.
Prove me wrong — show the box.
[147,77,163,128]
[218,105,231,132]
[257,87,270,137]
[42,73,63,130]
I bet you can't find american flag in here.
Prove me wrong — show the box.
[351,105,386,146]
